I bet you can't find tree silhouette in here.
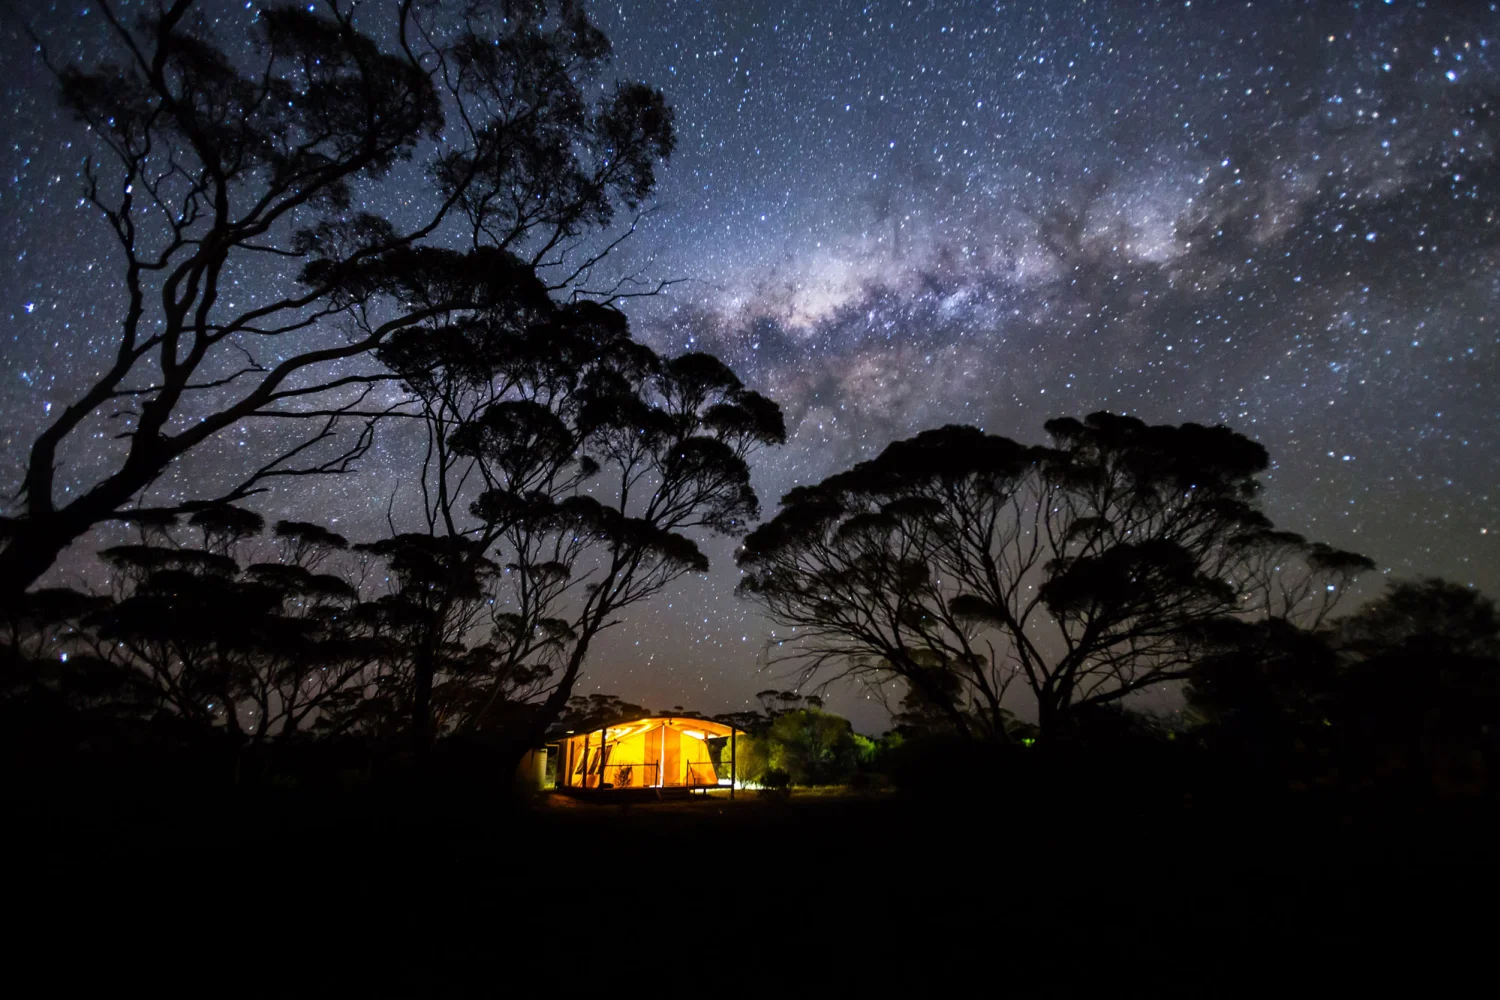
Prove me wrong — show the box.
[2,1,674,601]
[1,588,126,733]
[890,666,983,739]
[1333,580,1500,796]
[738,413,1373,741]
[1335,578,1500,662]
[2,502,605,766]
[1188,579,1500,797]
[75,508,374,745]
[372,280,785,753]
[558,693,651,733]
[1184,617,1342,786]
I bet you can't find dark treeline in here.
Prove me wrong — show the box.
[739,414,1500,805]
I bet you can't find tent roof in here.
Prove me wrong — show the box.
[557,716,743,742]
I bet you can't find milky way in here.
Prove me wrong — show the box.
[3,2,1497,730]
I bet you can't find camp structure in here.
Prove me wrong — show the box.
[555,717,742,792]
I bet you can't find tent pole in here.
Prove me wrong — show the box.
[730,727,737,800]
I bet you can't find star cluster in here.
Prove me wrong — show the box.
[2,1,1497,730]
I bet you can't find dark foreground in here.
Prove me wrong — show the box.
[12,772,1500,995]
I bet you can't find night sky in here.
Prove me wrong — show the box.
[3,1,1497,731]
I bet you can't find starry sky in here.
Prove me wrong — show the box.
[3,1,1498,732]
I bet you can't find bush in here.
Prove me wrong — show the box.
[760,769,791,800]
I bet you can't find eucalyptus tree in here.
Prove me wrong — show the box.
[80,511,373,744]
[3,0,674,601]
[738,413,1373,741]
[363,265,786,752]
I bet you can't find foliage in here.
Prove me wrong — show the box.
[2,0,676,602]
[738,413,1373,740]
[371,280,785,751]
[0,0,787,770]
[1187,579,1500,797]
[558,693,651,733]
[1,508,555,758]
[732,707,870,787]
[1336,578,1500,661]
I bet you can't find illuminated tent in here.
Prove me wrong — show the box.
[557,717,742,790]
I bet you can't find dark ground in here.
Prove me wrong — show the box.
[11,774,1499,995]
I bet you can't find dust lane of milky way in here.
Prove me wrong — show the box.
[1,1,1496,731]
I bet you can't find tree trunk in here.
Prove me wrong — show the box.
[1036,696,1062,743]
[983,704,1015,745]
[518,633,596,755]
[0,515,90,603]
[411,651,435,759]
[471,637,598,804]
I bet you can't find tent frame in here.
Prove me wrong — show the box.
[553,716,740,799]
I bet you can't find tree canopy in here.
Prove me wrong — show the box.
[367,274,785,752]
[738,413,1373,740]
[1188,578,1500,796]
[0,1,787,772]
[3,0,675,601]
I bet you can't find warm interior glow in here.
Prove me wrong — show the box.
[557,717,743,789]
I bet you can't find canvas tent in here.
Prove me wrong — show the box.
[557,717,741,790]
